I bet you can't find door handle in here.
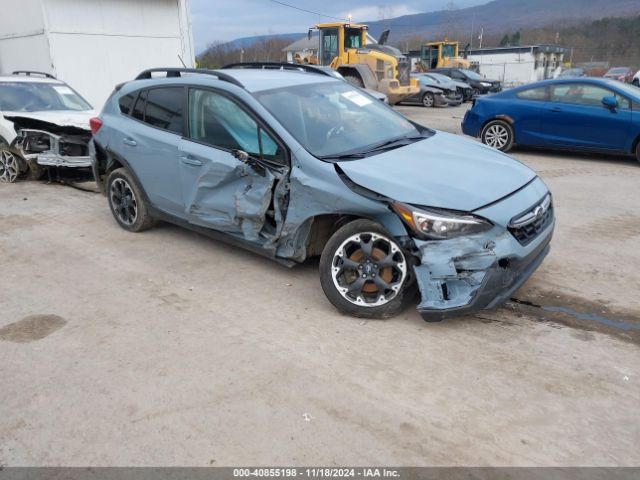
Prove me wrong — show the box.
[123,138,137,147]
[550,107,563,113]
[180,155,203,166]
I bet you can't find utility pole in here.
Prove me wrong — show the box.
[470,12,475,49]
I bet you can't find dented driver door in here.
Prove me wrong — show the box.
[178,88,288,243]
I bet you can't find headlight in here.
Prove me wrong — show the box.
[392,202,492,240]
[480,81,492,87]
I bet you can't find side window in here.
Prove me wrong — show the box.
[131,91,146,121]
[188,89,285,164]
[118,92,136,114]
[144,87,184,134]
[516,87,547,101]
[550,84,627,108]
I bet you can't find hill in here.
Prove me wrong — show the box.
[365,0,640,43]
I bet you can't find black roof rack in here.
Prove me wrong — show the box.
[134,68,244,88]
[12,71,56,79]
[222,62,337,78]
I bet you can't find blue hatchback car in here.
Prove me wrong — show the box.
[90,67,554,321]
[462,77,640,162]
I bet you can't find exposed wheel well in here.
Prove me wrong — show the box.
[305,214,358,258]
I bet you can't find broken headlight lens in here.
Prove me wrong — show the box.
[392,202,492,240]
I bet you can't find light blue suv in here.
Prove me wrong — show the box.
[90,66,554,321]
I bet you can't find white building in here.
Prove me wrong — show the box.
[467,45,569,87]
[0,0,195,109]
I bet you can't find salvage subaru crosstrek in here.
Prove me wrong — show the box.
[90,66,554,321]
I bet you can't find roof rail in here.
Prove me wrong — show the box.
[222,62,336,78]
[12,71,56,79]
[134,68,244,88]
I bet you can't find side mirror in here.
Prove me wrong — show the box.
[602,96,618,110]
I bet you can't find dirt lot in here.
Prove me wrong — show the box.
[1,103,639,466]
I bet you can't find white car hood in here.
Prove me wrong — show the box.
[2,110,96,130]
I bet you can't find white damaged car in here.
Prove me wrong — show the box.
[0,71,96,183]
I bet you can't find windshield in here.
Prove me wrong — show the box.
[608,81,640,100]
[461,69,482,80]
[428,73,451,83]
[608,68,629,74]
[442,44,456,58]
[255,81,423,158]
[420,75,438,84]
[0,82,92,112]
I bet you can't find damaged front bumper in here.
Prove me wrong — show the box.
[411,180,555,321]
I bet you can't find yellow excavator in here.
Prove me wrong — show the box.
[304,22,418,105]
[420,41,472,70]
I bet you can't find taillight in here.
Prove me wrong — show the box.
[89,117,102,135]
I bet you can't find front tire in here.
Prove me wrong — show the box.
[319,219,413,319]
[422,92,435,107]
[106,168,154,232]
[481,119,514,152]
[0,148,22,183]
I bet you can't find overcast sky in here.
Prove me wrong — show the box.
[190,0,487,52]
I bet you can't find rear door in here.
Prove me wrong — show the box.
[541,83,631,151]
[178,87,288,243]
[117,87,185,214]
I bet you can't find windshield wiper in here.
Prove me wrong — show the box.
[361,134,425,154]
[318,134,425,162]
[317,152,367,161]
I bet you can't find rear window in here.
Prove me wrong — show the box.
[118,93,136,114]
[131,91,146,121]
[144,88,184,134]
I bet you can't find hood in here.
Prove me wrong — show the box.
[452,80,471,89]
[2,110,95,130]
[337,131,536,211]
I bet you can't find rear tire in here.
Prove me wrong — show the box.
[422,92,435,108]
[106,167,155,232]
[635,142,640,165]
[319,219,414,319]
[343,74,364,88]
[481,119,514,152]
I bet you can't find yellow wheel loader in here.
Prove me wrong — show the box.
[309,23,418,105]
[420,41,472,70]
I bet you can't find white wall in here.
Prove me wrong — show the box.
[0,0,51,75]
[468,50,565,86]
[468,51,536,86]
[0,0,195,109]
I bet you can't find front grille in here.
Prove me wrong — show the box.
[396,61,410,86]
[508,196,554,246]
